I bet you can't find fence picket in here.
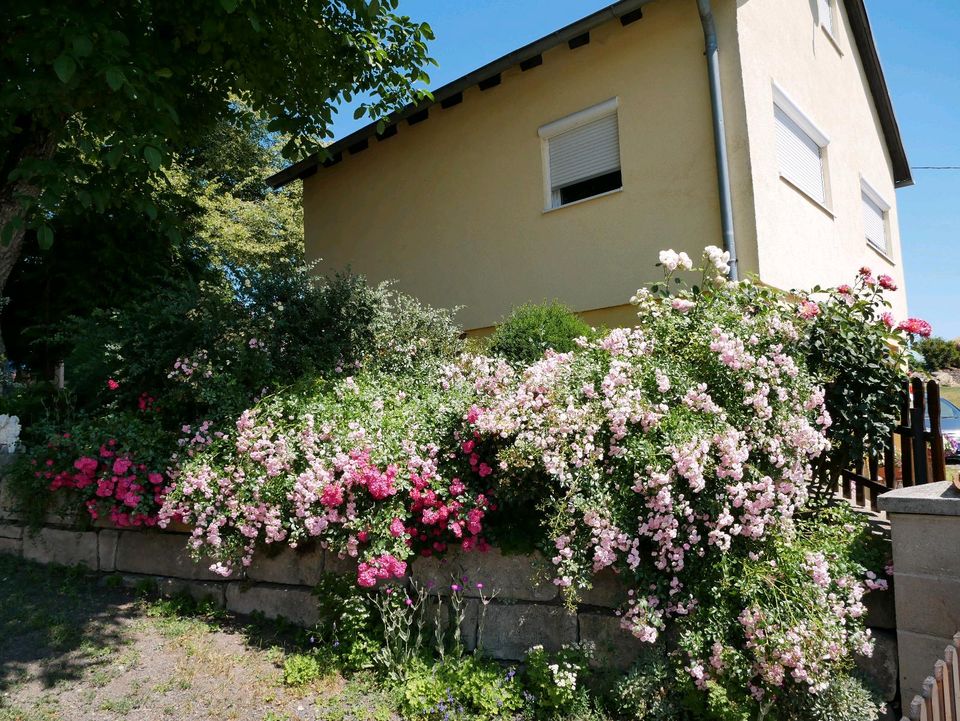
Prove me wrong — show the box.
[846,378,947,511]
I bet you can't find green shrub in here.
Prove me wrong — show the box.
[313,573,380,671]
[282,653,323,686]
[488,301,592,365]
[608,655,680,721]
[523,644,592,717]
[798,270,908,503]
[395,656,523,721]
[778,673,883,721]
[916,336,960,372]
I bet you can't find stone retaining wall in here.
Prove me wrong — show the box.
[0,478,899,697]
[879,482,960,708]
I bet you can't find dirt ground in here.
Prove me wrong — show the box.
[0,555,395,721]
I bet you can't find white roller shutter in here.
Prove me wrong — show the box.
[547,112,620,192]
[775,104,826,204]
[863,190,887,251]
[819,0,834,35]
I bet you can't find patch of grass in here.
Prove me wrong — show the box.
[0,696,60,721]
[312,672,398,721]
[89,669,112,688]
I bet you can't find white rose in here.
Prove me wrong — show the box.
[658,249,680,271]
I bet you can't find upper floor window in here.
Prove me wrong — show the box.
[539,98,622,210]
[773,85,830,207]
[861,179,891,254]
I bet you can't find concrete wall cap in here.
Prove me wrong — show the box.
[878,482,960,516]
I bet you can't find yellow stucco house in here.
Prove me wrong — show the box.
[269,0,912,332]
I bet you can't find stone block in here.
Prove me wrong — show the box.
[0,536,22,556]
[157,577,226,606]
[892,572,960,639]
[226,583,318,628]
[579,612,656,671]
[0,523,23,540]
[580,568,629,609]
[889,514,960,577]
[896,629,954,707]
[855,628,898,702]
[322,550,358,576]
[98,530,119,572]
[865,585,896,630]
[21,527,98,568]
[115,530,221,581]
[478,603,577,660]
[247,544,324,587]
[413,548,557,602]
[422,597,480,652]
[0,478,23,522]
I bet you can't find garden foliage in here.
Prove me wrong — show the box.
[916,336,960,372]
[488,301,594,365]
[4,247,918,719]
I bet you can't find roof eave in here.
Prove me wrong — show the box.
[266,0,651,189]
[843,0,913,188]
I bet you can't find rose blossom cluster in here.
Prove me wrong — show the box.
[442,248,891,702]
[41,437,170,527]
[160,375,493,586]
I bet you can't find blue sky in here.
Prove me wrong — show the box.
[332,1,960,338]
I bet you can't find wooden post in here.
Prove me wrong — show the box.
[903,381,915,487]
[929,380,947,484]
[912,377,929,485]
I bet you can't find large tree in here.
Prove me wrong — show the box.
[0,0,434,348]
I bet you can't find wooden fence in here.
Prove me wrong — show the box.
[902,633,960,721]
[839,377,947,512]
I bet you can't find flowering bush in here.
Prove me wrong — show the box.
[523,644,590,714]
[16,409,176,527]
[797,267,916,502]
[158,247,902,718]
[160,366,494,581]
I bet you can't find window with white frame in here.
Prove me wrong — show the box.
[861,179,890,254]
[539,98,622,210]
[773,85,830,206]
[818,0,836,36]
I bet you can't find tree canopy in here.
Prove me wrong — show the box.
[0,0,435,347]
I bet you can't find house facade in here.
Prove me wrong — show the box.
[269,0,911,332]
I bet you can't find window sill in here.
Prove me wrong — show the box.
[542,187,623,214]
[821,25,844,56]
[867,241,896,266]
[779,175,835,219]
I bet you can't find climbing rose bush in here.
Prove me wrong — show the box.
[160,247,898,716]
[160,368,494,580]
[33,430,172,527]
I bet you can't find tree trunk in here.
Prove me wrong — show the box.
[0,130,56,357]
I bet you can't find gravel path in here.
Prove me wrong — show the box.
[0,555,392,721]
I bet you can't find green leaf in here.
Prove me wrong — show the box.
[219,0,239,11]
[36,225,54,250]
[105,68,125,90]
[53,55,77,83]
[353,106,366,120]
[143,146,162,170]
[72,36,93,57]
[155,67,173,78]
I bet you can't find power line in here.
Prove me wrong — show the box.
[911,166,960,170]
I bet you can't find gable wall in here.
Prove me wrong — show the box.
[302,0,753,330]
